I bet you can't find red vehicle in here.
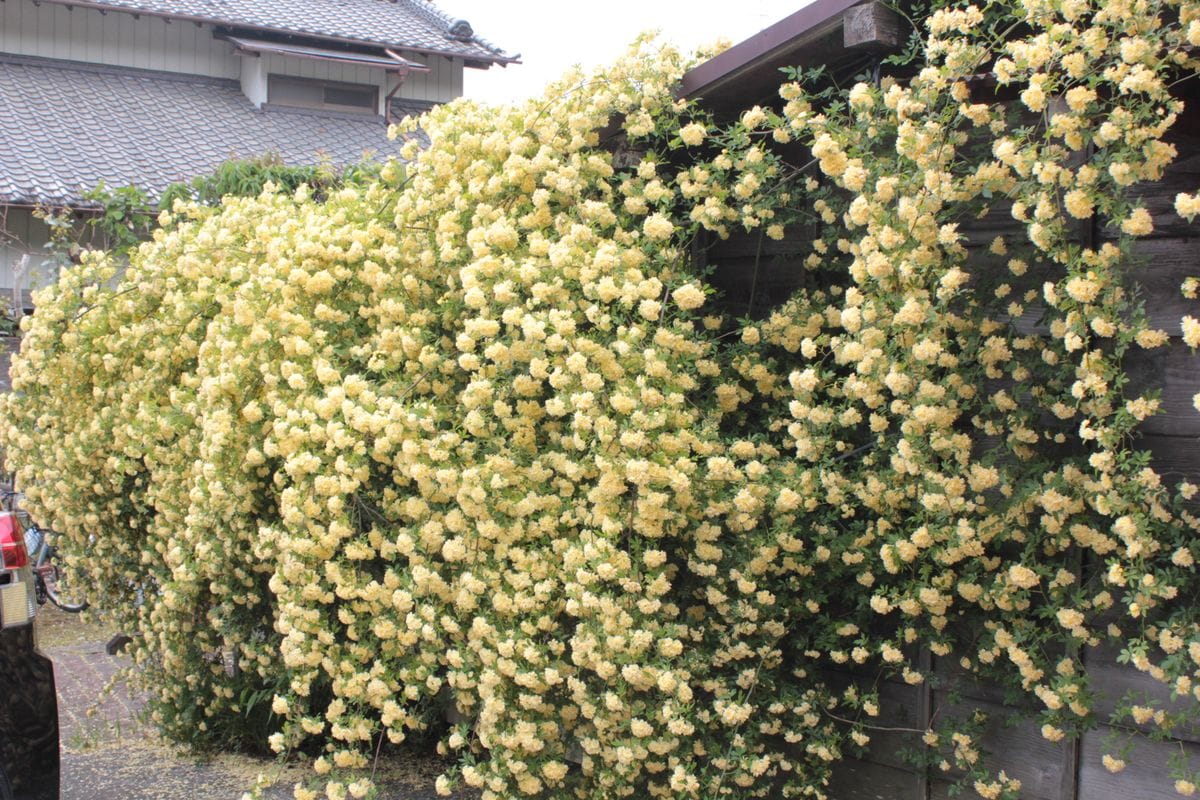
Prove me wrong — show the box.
[0,510,59,800]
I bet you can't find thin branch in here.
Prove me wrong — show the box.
[824,708,930,735]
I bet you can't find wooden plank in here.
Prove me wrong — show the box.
[415,60,431,101]
[1078,729,1200,799]
[153,17,169,74]
[1082,640,1200,744]
[1137,433,1200,485]
[818,671,925,773]
[85,6,101,63]
[217,34,238,79]
[0,2,13,54]
[828,757,922,800]
[711,231,1196,333]
[11,255,29,322]
[1102,147,1200,242]
[708,229,811,259]
[182,21,199,76]
[70,4,88,63]
[134,9,150,70]
[932,655,1038,709]
[929,692,1067,799]
[1005,237,1199,337]
[958,199,1024,245]
[1060,733,1081,800]
[707,226,811,318]
[438,54,450,102]
[118,7,132,67]
[100,7,118,67]
[960,114,1199,245]
[43,3,59,59]
[1125,237,1200,334]
[194,21,210,78]
[51,3,71,61]
[1125,342,1200,437]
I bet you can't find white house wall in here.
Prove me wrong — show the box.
[0,0,464,104]
[390,54,463,103]
[259,51,461,105]
[0,0,238,79]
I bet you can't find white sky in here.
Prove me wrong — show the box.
[440,1,814,104]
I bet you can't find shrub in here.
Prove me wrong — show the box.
[3,5,1200,799]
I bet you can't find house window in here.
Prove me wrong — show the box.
[267,75,378,114]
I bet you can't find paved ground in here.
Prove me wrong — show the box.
[41,607,464,800]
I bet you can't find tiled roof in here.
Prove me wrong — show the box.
[39,0,513,64]
[0,56,406,207]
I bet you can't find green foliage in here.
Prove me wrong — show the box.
[0,312,19,338]
[158,155,348,210]
[80,181,156,256]
[39,157,379,267]
[3,6,1200,800]
[36,181,155,264]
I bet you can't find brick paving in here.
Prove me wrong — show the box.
[50,640,142,751]
[47,638,302,800]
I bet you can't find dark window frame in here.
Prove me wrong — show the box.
[267,74,379,115]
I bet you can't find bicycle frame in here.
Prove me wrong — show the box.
[4,492,87,613]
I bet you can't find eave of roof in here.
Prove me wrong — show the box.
[33,0,518,67]
[222,36,430,73]
[679,0,866,111]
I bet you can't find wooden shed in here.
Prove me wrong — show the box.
[679,3,1200,798]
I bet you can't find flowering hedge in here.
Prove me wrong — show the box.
[4,2,1200,798]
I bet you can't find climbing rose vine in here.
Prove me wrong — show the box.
[4,1,1200,797]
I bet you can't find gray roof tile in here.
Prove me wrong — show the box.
[0,56,407,206]
[41,0,513,63]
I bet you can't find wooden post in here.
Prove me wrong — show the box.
[1060,547,1084,800]
[917,646,933,800]
[843,2,905,51]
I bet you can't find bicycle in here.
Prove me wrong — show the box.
[2,489,88,613]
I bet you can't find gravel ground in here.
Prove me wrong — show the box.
[38,605,467,800]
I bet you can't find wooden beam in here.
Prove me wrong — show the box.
[916,646,933,800]
[843,2,905,51]
[1060,546,1084,800]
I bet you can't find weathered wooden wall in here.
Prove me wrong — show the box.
[701,100,1200,800]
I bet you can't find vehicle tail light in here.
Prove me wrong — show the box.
[0,512,27,569]
[0,513,34,628]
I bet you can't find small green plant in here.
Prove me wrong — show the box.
[159,155,379,210]
[79,182,155,257]
[0,306,20,337]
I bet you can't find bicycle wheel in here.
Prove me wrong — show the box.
[40,562,88,613]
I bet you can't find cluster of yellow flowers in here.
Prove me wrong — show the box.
[1,2,1199,798]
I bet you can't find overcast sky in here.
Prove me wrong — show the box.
[440,1,813,104]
